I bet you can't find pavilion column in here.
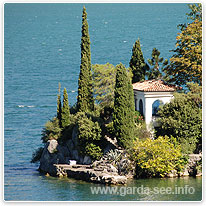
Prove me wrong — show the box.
[145,97,153,127]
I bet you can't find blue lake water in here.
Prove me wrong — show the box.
[4,3,202,201]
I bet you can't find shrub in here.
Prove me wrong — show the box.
[131,136,185,178]
[77,113,102,143]
[134,122,151,140]
[85,143,103,160]
[105,121,115,137]
[41,117,62,143]
[156,84,202,154]
[134,111,144,125]
[76,112,102,160]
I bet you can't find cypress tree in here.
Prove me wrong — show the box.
[57,82,62,128]
[129,38,148,83]
[113,63,135,148]
[77,6,94,112]
[62,88,70,128]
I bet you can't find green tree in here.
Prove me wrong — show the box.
[113,63,135,148]
[147,48,168,80]
[57,83,62,127]
[77,112,102,160]
[186,3,202,21]
[41,117,61,143]
[129,38,148,83]
[156,83,202,154]
[77,6,94,112]
[164,4,202,86]
[61,88,70,128]
[92,63,116,108]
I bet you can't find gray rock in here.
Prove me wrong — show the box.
[103,144,116,155]
[47,139,58,153]
[71,149,79,160]
[166,170,178,178]
[179,169,189,177]
[57,145,70,157]
[94,167,104,171]
[108,164,118,173]
[83,156,92,165]
[72,126,78,147]
[78,155,84,164]
[39,143,58,176]
[66,139,74,153]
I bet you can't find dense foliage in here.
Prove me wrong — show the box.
[92,63,116,108]
[147,48,168,80]
[113,63,135,148]
[134,111,144,125]
[131,136,185,178]
[186,3,202,21]
[57,83,62,127]
[85,143,103,160]
[41,117,61,143]
[164,4,202,86]
[77,6,94,112]
[129,39,148,83]
[61,88,70,128]
[156,83,202,154]
[76,112,103,160]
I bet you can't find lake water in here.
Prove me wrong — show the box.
[4,3,202,201]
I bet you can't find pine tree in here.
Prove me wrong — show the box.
[57,83,62,127]
[61,88,70,128]
[113,63,135,148]
[147,48,168,80]
[77,6,94,112]
[129,38,148,83]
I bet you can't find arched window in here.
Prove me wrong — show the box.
[152,100,163,116]
[139,99,143,116]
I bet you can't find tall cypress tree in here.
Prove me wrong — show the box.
[62,88,70,128]
[113,63,135,148]
[77,6,94,112]
[129,38,148,83]
[57,82,62,128]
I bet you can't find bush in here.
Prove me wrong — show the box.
[134,111,144,125]
[131,136,185,178]
[105,121,115,137]
[85,143,103,160]
[77,113,102,143]
[31,147,44,163]
[41,117,62,143]
[76,112,103,160]
[156,84,202,154]
[134,122,151,140]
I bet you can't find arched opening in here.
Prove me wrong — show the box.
[152,100,163,116]
[139,99,143,116]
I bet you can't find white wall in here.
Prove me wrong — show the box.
[134,90,174,126]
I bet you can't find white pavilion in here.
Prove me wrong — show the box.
[132,79,180,127]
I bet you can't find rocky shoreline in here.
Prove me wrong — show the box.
[54,164,127,185]
[38,138,202,185]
